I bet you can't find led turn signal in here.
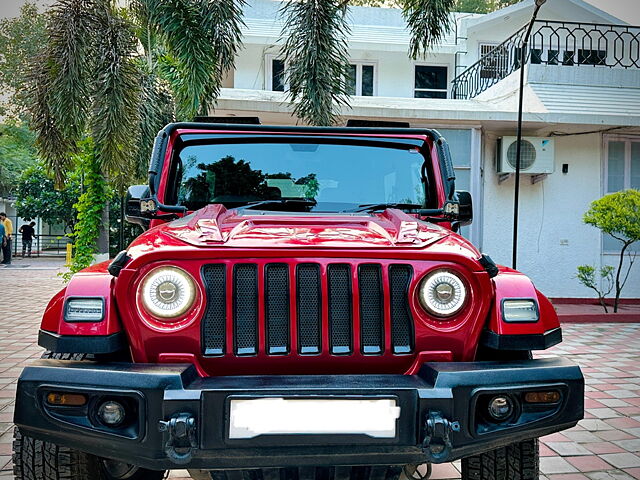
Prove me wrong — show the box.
[46,392,87,406]
[524,391,561,404]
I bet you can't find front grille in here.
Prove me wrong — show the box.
[328,264,353,355]
[201,262,414,357]
[265,264,290,355]
[233,264,258,355]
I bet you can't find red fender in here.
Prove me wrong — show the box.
[487,269,559,336]
[40,261,123,337]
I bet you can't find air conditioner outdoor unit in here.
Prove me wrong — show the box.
[497,136,555,174]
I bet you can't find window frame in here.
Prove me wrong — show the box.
[602,134,640,254]
[346,60,377,97]
[413,63,449,99]
[265,54,289,92]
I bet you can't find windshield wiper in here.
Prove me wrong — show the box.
[346,202,424,213]
[238,198,317,211]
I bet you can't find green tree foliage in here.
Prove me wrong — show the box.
[0,122,39,197]
[64,143,111,280]
[582,189,640,312]
[280,0,351,126]
[0,2,46,117]
[575,265,615,313]
[14,163,81,232]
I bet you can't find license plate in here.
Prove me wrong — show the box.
[228,397,400,439]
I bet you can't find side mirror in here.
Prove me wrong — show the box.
[125,185,151,229]
[454,190,473,226]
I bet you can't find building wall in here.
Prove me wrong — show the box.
[481,132,640,299]
[233,44,457,99]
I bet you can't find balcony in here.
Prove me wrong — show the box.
[452,21,640,100]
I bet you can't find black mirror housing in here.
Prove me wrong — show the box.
[125,185,151,229]
[454,190,473,226]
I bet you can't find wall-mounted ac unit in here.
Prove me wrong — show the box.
[497,137,555,174]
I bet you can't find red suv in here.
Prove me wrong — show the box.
[13,123,583,480]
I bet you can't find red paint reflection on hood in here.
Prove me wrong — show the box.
[162,204,447,249]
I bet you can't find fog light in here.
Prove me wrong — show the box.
[98,401,126,427]
[488,396,513,421]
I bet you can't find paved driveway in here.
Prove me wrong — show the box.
[1,266,640,480]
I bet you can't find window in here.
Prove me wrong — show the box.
[414,65,448,99]
[578,49,607,66]
[346,63,375,96]
[479,44,508,79]
[266,57,287,92]
[603,136,640,252]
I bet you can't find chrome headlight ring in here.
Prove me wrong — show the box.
[418,269,467,318]
[139,266,196,319]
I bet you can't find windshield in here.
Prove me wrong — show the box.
[172,140,433,212]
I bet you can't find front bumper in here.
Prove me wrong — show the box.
[15,358,583,470]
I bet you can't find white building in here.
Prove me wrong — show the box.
[210,0,640,300]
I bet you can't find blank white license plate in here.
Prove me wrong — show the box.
[228,397,400,439]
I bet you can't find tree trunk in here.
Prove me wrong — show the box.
[614,243,630,313]
[96,200,110,260]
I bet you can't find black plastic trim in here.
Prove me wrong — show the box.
[480,328,562,351]
[38,330,127,354]
[14,357,583,470]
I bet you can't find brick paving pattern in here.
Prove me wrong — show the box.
[1,265,640,479]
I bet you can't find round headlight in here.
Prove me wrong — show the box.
[140,267,196,319]
[418,270,467,317]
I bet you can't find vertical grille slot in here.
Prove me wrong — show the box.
[328,264,352,354]
[296,263,322,354]
[265,264,290,355]
[201,264,226,355]
[389,265,414,354]
[233,264,258,355]
[358,264,384,355]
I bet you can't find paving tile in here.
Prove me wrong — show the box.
[547,442,593,456]
[541,457,579,474]
[585,442,627,455]
[601,454,640,469]
[566,456,614,472]
[615,439,640,453]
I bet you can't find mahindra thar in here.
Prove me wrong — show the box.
[13,123,583,480]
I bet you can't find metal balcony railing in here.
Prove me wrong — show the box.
[451,21,640,100]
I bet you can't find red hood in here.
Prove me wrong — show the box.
[162,204,448,249]
[126,205,483,270]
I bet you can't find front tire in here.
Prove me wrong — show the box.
[12,351,166,480]
[461,438,539,480]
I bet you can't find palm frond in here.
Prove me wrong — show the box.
[280,0,351,126]
[46,0,99,141]
[89,2,142,191]
[401,0,455,59]
[26,52,77,187]
[136,69,175,179]
[136,0,218,120]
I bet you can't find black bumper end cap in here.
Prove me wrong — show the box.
[38,330,127,355]
[480,327,562,351]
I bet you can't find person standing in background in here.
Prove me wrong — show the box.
[19,221,37,258]
[0,220,5,264]
[0,212,13,264]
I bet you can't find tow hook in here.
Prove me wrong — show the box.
[158,412,197,464]
[421,410,460,463]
